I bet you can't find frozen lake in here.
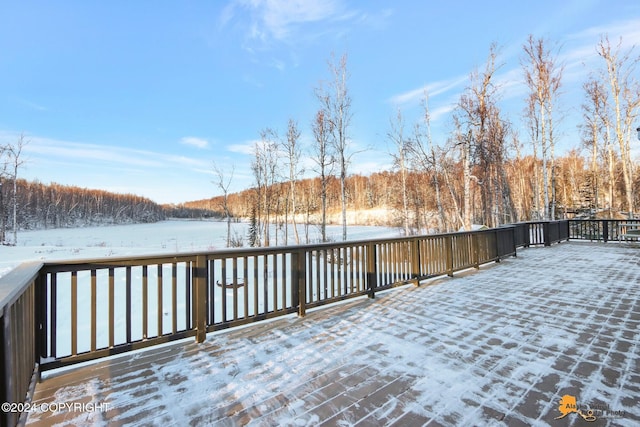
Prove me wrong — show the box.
[0,219,400,278]
[0,219,401,360]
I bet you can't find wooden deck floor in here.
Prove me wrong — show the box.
[25,242,640,426]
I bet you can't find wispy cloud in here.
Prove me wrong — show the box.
[180,136,210,149]
[0,133,211,172]
[228,141,257,155]
[15,98,48,111]
[25,138,163,168]
[221,0,372,54]
[388,75,468,106]
[234,0,345,42]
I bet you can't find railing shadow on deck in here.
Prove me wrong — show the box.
[4,218,632,426]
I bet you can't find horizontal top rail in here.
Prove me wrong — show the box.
[0,261,42,313]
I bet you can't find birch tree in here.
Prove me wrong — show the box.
[522,35,563,220]
[596,35,640,217]
[319,52,353,241]
[524,94,542,218]
[212,161,235,247]
[311,107,334,242]
[455,44,513,227]
[4,134,27,244]
[409,92,446,232]
[251,128,279,247]
[387,108,411,235]
[581,79,607,215]
[282,118,302,245]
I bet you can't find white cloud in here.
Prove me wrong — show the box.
[242,0,343,41]
[388,75,468,106]
[15,98,48,111]
[180,136,209,149]
[223,0,362,53]
[228,140,259,155]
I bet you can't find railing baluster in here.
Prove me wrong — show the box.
[221,258,227,322]
[71,271,77,356]
[209,259,215,324]
[50,273,57,358]
[282,254,287,310]
[142,265,148,340]
[108,268,114,348]
[322,249,327,300]
[91,269,97,352]
[172,263,177,335]
[126,266,132,345]
[366,242,377,299]
[157,264,163,337]
[253,255,259,316]
[233,257,238,320]
[273,254,278,312]
[185,262,191,330]
[263,255,269,313]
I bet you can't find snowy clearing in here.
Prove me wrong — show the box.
[0,220,400,278]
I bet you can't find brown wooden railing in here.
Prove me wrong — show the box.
[568,218,640,242]
[0,262,41,427]
[0,219,584,426]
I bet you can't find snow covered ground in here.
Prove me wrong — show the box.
[1,220,403,367]
[24,241,640,426]
[0,219,400,279]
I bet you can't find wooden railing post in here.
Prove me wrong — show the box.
[2,305,17,427]
[366,242,377,299]
[193,256,207,343]
[603,220,609,243]
[494,230,501,263]
[472,233,480,269]
[36,272,48,365]
[446,235,454,277]
[293,250,306,317]
[543,222,551,247]
[411,238,420,285]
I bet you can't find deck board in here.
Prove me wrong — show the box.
[25,242,640,426]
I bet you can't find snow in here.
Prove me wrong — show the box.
[23,240,640,426]
[0,219,400,279]
[1,220,401,360]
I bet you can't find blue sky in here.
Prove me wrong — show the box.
[1,1,639,204]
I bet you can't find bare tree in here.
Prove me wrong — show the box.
[522,35,563,220]
[596,35,640,217]
[311,107,334,242]
[212,161,235,247]
[251,128,280,247]
[387,108,411,235]
[581,78,607,215]
[410,92,446,232]
[524,93,542,219]
[318,52,353,241]
[455,44,513,228]
[282,118,303,245]
[4,134,28,244]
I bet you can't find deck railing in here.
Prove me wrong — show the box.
[2,218,615,427]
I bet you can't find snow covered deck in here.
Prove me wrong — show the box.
[25,242,640,426]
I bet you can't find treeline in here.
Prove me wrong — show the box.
[0,179,167,233]
[185,147,636,232]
